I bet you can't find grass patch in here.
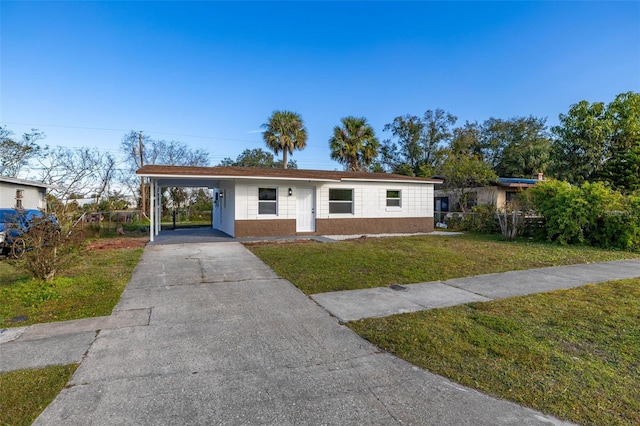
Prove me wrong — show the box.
[246,234,639,294]
[0,247,143,328]
[348,279,640,426]
[0,364,78,426]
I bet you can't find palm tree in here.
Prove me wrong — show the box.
[329,116,380,172]
[262,111,308,169]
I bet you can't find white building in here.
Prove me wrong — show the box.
[0,176,50,210]
[137,165,442,241]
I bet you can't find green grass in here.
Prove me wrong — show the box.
[0,364,78,426]
[246,234,640,294]
[348,279,640,426]
[0,247,144,328]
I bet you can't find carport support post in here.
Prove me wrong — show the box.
[149,178,155,242]
[155,183,161,235]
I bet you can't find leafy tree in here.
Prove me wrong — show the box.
[550,101,610,184]
[261,110,308,169]
[481,116,551,178]
[382,109,456,176]
[597,91,640,193]
[381,114,424,174]
[450,121,483,157]
[440,152,497,213]
[422,109,457,173]
[0,126,45,177]
[438,122,498,212]
[219,148,297,168]
[329,116,379,172]
[550,91,640,191]
[598,146,640,193]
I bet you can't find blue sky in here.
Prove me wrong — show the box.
[1,1,639,173]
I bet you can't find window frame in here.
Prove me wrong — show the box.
[258,187,278,215]
[15,189,24,209]
[328,188,354,214]
[386,189,402,208]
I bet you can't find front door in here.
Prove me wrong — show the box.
[296,187,315,232]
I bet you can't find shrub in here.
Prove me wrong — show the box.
[447,205,499,234]
[13,217,84,281]
[529,180,640,250]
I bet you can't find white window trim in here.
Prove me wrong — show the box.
[258,187,278,216]
[328,188,354,215]
[386,189,402,209]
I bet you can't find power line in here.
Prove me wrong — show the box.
[0,121,261,144]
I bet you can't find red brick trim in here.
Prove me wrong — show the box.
[235,217,434,237]
[235,219,296,237]
[316,217,433,235]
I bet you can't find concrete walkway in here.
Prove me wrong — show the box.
[0,242,583,425]
[312,259,640,322]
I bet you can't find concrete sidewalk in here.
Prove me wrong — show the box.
[19,242,573,425]
[312,259,640,322]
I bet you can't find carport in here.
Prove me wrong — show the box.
[136,168,226,243]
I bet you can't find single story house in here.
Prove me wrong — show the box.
[434,176,543,217]
[0,176,50,210]
[136,165,442,241]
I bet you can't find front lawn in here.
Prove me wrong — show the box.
[0,247,144,328]
[246,234,640,294]
[0,364,78,426]
[348,279,640,426]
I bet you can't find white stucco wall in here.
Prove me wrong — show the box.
[317,181,433,219]
[0,183,46,210]
[235,180,297,221]
[233,180,434,221]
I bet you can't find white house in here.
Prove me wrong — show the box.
[0,176,49,210]
[137,165,442,241]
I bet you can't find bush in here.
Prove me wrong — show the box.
[447,205,499,234]
[13,218,84,281]
[529,180,640,250]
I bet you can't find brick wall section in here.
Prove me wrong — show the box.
[235,217,434,237]
[316,217,434,235]
[235,219,296,237]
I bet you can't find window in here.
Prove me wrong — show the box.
[465,192,478,210]
[386,190,401,207]
[506,191,518,203]
[258,188,277,215]
[329,189,353,214]
[15,190,23,209]
[435,197,449,212]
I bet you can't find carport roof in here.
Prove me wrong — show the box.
[137,165,443,184]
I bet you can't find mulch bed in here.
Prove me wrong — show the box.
[85,237,149,251]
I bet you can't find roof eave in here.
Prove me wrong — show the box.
[138,172,342,183]
[340,178,441,184]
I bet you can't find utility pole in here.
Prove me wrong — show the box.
[139,131,147,218]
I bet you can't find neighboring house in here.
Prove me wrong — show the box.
[137,165,442,240]
[434,176,543,218]
[0,176,50,210]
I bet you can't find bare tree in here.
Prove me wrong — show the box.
[36,147,116,217]
[119,131,210,215]
[0,126,45,177]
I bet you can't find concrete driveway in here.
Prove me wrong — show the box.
[33,242,571,425]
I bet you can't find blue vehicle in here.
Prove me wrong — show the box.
[0,208,58,258]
